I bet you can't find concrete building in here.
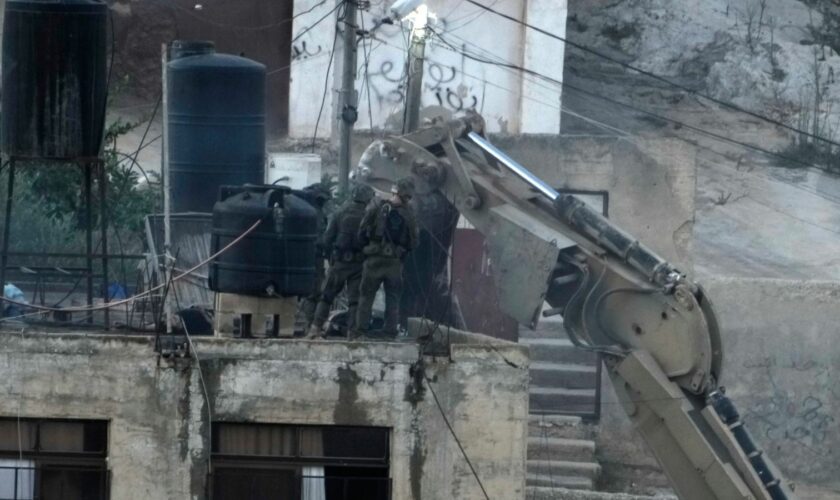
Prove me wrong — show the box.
[289,0,569,138]
[0,328,528,499]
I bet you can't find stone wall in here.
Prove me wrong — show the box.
[0,333,528,500]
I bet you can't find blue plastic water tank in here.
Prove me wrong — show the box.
[167,41,266,212]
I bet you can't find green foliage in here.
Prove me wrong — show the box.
[21,119,161,245]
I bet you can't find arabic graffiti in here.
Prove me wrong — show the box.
[747,392,834,449]
[291,40,322,61]
[742,360,834,453]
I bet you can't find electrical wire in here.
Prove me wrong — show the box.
[311,4,343,153]
[464,0,840,149]
[293,1,345,44]
[170,264,213,475]
[15,327,25,463]
[424,372,491,500]
[359,14,376,130]
[0,219,263,316]
[427,27,836,171]
[379,28,840,212]
[145,0,330,33]
[368,32,638,137]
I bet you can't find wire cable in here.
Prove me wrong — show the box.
[0,219,262,315]
[367,31,639,137]
[311,4,343,152]
[424,372,491,500]
[170,264,213,475]
[464,0,840,149]
[359,15,376,130]
[428,28,834,171]
[146,0,330,33]
[293,1,345,44]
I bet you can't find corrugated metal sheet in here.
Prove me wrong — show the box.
[145,213,213,308]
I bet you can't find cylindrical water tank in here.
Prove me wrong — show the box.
[168,41,266,213]
[1,0,108,159]
[209,185,318,297]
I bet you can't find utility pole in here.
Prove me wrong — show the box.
[403,5,429,133]
[337,0,358,196]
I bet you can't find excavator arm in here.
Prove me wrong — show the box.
[355,115,795,500]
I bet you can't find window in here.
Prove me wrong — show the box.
[0,419,108,500]
[210,423,391,500]
[556,189,609,217]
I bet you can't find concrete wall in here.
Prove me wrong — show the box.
[289,0,568,138]
[591,277,840,493]
[344,133,696,273]
[0,333,528,500]
[490,136,696,271]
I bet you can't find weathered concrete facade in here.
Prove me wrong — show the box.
[592,277,840,494]
[0,332,528,499]
[490,136,696,271]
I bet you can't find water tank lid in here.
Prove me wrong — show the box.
[170,40,216,60]
[5,0,107,13]
[168,52,266,71]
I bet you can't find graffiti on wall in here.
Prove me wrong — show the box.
[291,40,322,61]
[359,16,484,120]
[743,358,834,455]
[290,6,492,128]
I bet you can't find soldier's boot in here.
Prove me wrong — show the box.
[306,324,324,339]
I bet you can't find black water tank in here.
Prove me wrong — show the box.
[1,0,108,159]
[209,185,318,297]
[168,41,266,213]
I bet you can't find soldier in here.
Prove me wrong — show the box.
[297,183,332,329]
[353,177,419,338]
[306,184,376,338]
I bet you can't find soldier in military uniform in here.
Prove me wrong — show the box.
[306,184,376,338]
[353,177,419,337]
[297,183,332,329]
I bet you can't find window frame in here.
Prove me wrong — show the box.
[0,417,110,500]
[210,423,391,468]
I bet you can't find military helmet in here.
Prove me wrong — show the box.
[302,183,332,207]
[351,184,375,203]
[394,177,416,199]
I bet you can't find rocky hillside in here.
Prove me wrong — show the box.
[565,0,840,150]
[563,0,840,281]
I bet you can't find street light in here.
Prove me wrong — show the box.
[389,0,424,20]
[389,0,433,133]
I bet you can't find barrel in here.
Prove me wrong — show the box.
[168,42,266,213]
[209,185,318,297]
[1,0,108,159]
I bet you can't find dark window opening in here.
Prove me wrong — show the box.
[210,423,390,500]
[556,189,609,217]
[0,418,109,500]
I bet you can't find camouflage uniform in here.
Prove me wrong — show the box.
[308,185,375,337]
[354,178,419,336]
[297,183,332,327]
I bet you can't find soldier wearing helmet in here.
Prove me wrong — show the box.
[353,177,419,338]
[307,184,377,338]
